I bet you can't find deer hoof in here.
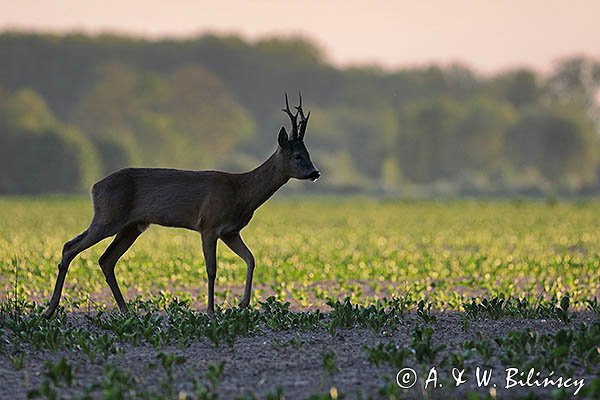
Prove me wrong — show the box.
[239,300,250,308]
[43,307,56,319]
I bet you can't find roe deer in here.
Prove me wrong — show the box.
[44,93,319,318]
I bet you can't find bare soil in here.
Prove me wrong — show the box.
[1,312,597,399]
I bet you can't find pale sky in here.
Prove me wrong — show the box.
[1,0,599,74]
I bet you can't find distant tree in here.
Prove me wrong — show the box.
[74,63,255,171]
[546,56,600,130]
[92,134,140,175]
[455,96,517,171]
[0,89,100,194]
[380,157,404,190]
[316,150,371,191]
[399,97,464,183]
[397,96,517,185]
[505,105,598,190]
[1,32,599,195]
[72,63,144,171]
[547,57,600,107]
[167,65,255,161]
[486,69,541,108]
[308,104,399,184]
[0,88,57,131]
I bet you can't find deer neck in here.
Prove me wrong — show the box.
[240,151,289,212]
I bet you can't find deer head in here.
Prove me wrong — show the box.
[277,92,320,181]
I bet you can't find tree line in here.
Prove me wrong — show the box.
[1,32,599,195]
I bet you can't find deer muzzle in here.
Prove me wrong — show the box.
[307,170,320,181]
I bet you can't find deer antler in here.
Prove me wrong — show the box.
[282,92,299,139]
[295,91,310,140]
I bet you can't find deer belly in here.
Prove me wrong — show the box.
[133,201,198,230]
[217,213,253,236]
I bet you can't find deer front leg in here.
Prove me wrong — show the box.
[201,233,218,314]
[221,233,255,308]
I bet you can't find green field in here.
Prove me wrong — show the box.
[1,198,599,399]
[1,197,599,309]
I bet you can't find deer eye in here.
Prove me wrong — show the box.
[293,154,301,160]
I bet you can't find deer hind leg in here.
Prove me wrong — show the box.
[62,230,88,252]
[44,221,117,318]
[98,224,144,314]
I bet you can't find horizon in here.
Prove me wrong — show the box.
[1,0,599,75]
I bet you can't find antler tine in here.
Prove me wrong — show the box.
[295,91,306,119]
[282,92,299,139]
[295,91,310,140]
[299,111,310,140]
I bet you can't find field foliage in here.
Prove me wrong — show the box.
[1,198,600,399]
[1,197,598,310]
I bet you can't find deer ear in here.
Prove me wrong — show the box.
[278,126,288,147]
